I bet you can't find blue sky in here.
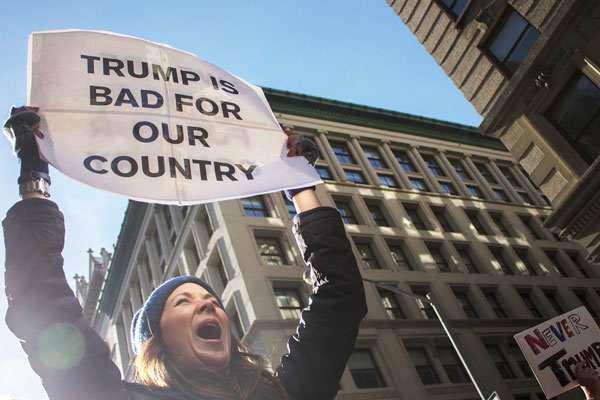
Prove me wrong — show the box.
[0,1,481,398]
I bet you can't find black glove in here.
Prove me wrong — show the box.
[284,133,318,202]
[3,106,50,184]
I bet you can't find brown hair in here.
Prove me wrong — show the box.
[134,333,291,400]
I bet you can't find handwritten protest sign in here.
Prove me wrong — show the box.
[514,306,600,398]
[27,30,321,204]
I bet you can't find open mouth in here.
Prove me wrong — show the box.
[196,323,221,340]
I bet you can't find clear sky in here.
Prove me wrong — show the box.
[0,1,481,399]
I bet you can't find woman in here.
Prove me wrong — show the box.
[3,106,367,400]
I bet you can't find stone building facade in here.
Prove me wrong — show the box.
[80,88,599,399]
[386,0,600,263]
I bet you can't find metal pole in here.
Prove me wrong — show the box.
[363,278,488,400]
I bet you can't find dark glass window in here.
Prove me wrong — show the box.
[490,247,513,275]
[440,182,458,195]
[432,209,455,232]
[518,192,533,204]
[412,288,436,319]
[437,346,469,383]
[546,251,568,277]
[378,289,405,319]
[274,288,304,319]
[331,141,355,164]
[494,189,509,202]
[484,291,508,318]
[428,246,451,272]
[547,72,600,163]
[486,8,540,76]
[467,185,483,198]
[466,211,486,235]
[348,350,386,389]
[335,200,358,225]
[509,344,533,378]
[242,196,268,217]
[315,166,333,180]
[368,204,389,227]
[422,155,445,177]
[458,248,479,273]
[567,252,590,278]
[449,158,471,180]
[519,216,541,240]
[363,146,387,169]
[255,237,287,265]
[486,345,516,379]
[408,347,441,384]
[406,208,427,230]
[394,150,416,172]
[388,244,415,271]
[519,291,542,318]
[490,213,511,237]
[356,242,381,269]
[515,250,538,276]
[574,290,597,318]
[346,170,367,184]
[454,290,478,318]
[282,193,296,219]
[410,178,429,192]
[378,174,399,188]
[475,162,497,184]
[499,166,520,187]
[543,289,565,314]
[439,0,468,18]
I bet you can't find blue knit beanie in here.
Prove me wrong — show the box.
[130,276,225,354]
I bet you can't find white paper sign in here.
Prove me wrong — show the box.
[514,306,600,398]
[27,30,321,204]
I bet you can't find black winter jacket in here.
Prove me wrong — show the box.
[3,199,367,400]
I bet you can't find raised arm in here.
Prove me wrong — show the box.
[3,107,127,400]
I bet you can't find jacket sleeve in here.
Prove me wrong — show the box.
[276,206,367,400]
[3,199,128,400]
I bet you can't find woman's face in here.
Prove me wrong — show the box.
[160,283,231,372]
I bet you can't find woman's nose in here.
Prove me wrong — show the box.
[196,299,216,314]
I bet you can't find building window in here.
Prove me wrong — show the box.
[405,207,427,230]
[363,146,387,169]
[547,71,600,163]
[378,174,399,188]
[440,182,458,195]
[457,248,480,274]
[315,166,333,180]
[274,288,304,319]
[331,141,355,164]
[432,208,455,232]
[493,189,509,202]
[486,345,516,379]
[345,170,367,184]
[255,236,288,265]
[411,288,436,319]
[449,158,471,180]
[355,242,381,269]
[453,289,479,318]
[490,247,513,275]
[407,347,441,384]
[378,288,405,319]
[467,185,483,198]
[437,0,468,19]
[519,290,542,318]
[499,166,520,187]
[509,344,534,378]
[567,252,590,278]
[543,289,565,314]
[519,216,541,240]
[393,149,416,172]
[485,7,540,76]
[229,307,245,340]
[427,245,452,272]
[348,349,386,389]
[436,346,469,383]
[484,290,508,318]
[367,204,389,227]
[545,251,568,277]
[573,290,598,318]
[475,162,497,184]
[409,178,429,192]
[490,213,512,237]
[515,249,538,276]
[422,155,445,177]
[518,192,533,205]
[335,200,358,225]
[388,243,415,271]
[242,196,268,217]
[282,193,297,219]
[466,211,487,235]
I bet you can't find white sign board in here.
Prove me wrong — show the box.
[28,30,321,204]
[514,306,600,399]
